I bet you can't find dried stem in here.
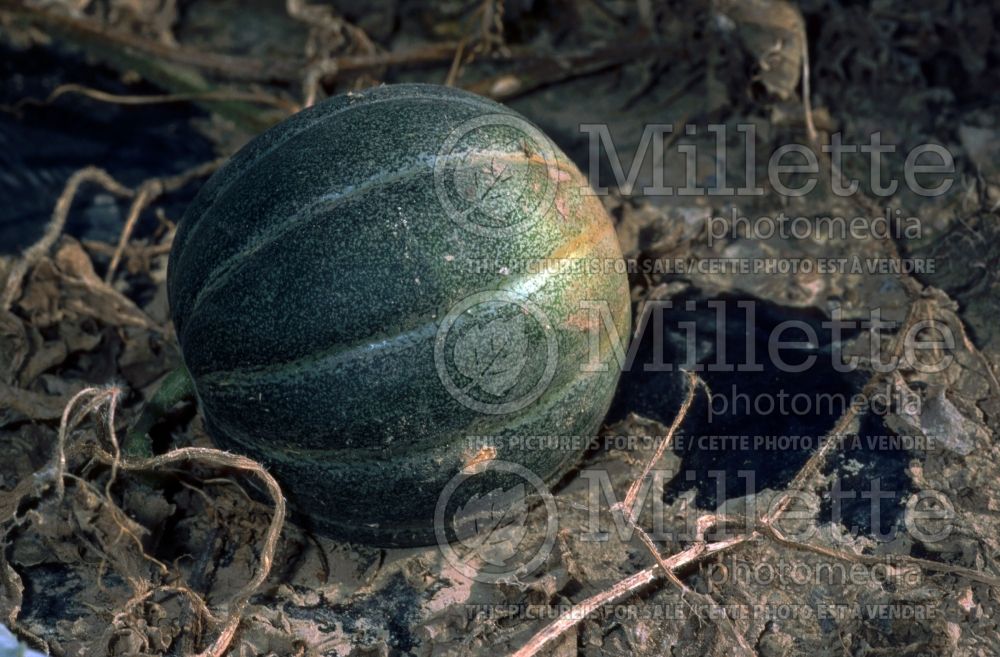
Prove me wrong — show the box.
[6,83,300,115]
[44,385,287,657]
[1,1,302,82]
[761,523,1000,587]
[764,297,920,526]
[622,372,756,656]
[128,448,286,657]
[105,158,224,283]
[516,372,759,656]
[801,32,817,143]
[2,157,220,309]
[511,535,751,657]
[620,370,700,524]
[1,167,132,310]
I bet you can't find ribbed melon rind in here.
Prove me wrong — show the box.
[170,84,631,546]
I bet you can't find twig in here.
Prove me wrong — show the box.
[302,60,340,108]
[53,387,121,500]
[515,373,758,656]
[510,535,751,657]
[106,186,156,285]
[126,448,285,657]
[464,40,685,101]
[760,523,1000,587]
[764,297,920,526]
[801,32,817,143]
[1,167,132,310]
[1,1,302,82]
[0,157,223,301]
[617,372,699,599]
[287,0,390,104]
[105,158,224,283]
[5,83,300,115]
[444,40,469,87]
[475,0,507,55]
[619,373,756,656]
[619,370,700,524]
[102,387,123,501]
[47,385,286,657]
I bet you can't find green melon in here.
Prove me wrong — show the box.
[167,83,630,546]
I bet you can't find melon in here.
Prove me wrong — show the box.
[166,83,630,546]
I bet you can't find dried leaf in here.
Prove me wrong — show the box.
[0,312,28,386]
[716,0,805,100]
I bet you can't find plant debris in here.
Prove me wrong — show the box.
[1,0,999,655]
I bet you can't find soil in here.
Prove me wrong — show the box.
[1,1,999,656]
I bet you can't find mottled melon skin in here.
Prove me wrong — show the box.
[168,84,630,546]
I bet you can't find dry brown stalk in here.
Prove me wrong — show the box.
[514,372,759,657]
[0,0,303,82]
[760,523,1000,587]
[621,372,756,656]
[511,534,752,657]
[764,295,922,527]
[6,83,300,115]
[105,158,224,283]
[800,34,817,143]
[24,385,288,657]
[1,167,132,310]
[126,448,286,657]
[1,158,223,315]
[619,370,700,525]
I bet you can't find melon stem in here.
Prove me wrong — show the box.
[124,365,196,458]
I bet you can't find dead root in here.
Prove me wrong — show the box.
[1,167,132,311]
[286,0,381,106]
[2,386,286,657]
[1,159,224,318]
[102,159,225,284]
[128,447,285,657]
